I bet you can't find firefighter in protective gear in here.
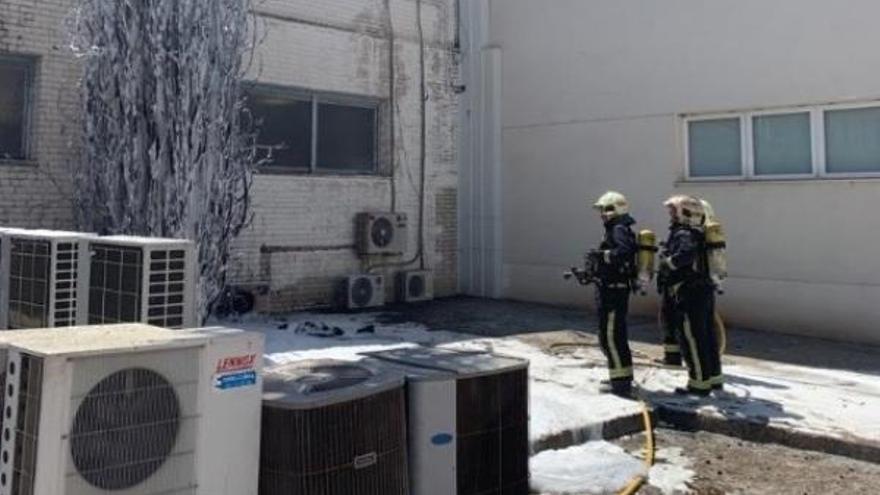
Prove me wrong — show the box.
[660,195,722,396]
[657,195,689,367]
[591,191,638,397]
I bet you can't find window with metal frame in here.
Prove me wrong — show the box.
[244,84,380,175]
[0,55,35,161]
[683,101,880,180]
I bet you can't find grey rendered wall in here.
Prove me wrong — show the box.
[488,0,880,343]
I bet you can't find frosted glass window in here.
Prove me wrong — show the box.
[753,113,812,175]
[825,107,880,173]
[688,118,742,177]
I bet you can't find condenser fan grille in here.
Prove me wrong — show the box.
[370,217,395,248]
[457,368,530,495]
[88,244,143,325]
[7,239,51,329]
[70,368,181,490]
[260,387,409,495]
[351,277,375,307]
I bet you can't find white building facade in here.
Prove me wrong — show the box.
[461,0,880,344]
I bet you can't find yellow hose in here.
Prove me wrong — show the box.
[616,401,655,495]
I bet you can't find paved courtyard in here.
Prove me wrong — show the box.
[222,296,880,494]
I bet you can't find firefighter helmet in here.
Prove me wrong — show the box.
[664,195,704,227]
[593,191,629,221]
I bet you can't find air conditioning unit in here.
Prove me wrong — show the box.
[0,328,48,450]
[260,359,409,495]
[0,229,93,330]
[398,270,434,303]
[87,236,197,328]
[357,212,408,255]
[0,323,263,495]
[365,347,530,495]
[346,274,385,309]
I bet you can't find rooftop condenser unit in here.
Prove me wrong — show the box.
[366,347,530,495]
[0,228,93,330]
[87,236,197,328]
[260,359,409,495]
[0,323,264,495]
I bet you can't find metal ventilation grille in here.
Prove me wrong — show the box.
[260,387,408,495]
[70,368,181,490]
[88,244,143,325]
[145,250,187,328]
[7,239,50,329]
[52,242,79,327]
[9,354,44,495]
[457,368,530,495]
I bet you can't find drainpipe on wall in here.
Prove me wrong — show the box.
[457,0,504,298]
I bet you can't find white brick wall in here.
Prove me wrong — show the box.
[0,0,460,312]
[0,0,80,229]
[233,0,460,311]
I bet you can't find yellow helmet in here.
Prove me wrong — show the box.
[664,195,704,227]
[593,191,629,220]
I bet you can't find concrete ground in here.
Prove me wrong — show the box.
[615,429,880,495]
[273,296,880,493]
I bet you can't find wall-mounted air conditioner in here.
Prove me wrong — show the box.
[356,212,408,255]
[398,270,434,303]
[366,347,530,495]
[346,274,385,309]
[0,323,263,495]
[260,359,409,495]
[87,236,197,328]
[0,228,93,330]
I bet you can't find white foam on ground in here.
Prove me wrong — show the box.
[217,310,880,448]
[647,447,695,494]
[216,311,460,364]
[530,441,646,495]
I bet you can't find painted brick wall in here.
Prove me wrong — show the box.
[0,0,80,229]
[228,0,461,311]
[0,0,461,312]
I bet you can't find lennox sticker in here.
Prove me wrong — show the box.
[216,354,257,373]
[214,353,258,390]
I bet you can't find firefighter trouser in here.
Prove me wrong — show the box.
[706,291,723,386]
[660,291,682,365]
[674,284,723,391]
[597,286,633,385]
